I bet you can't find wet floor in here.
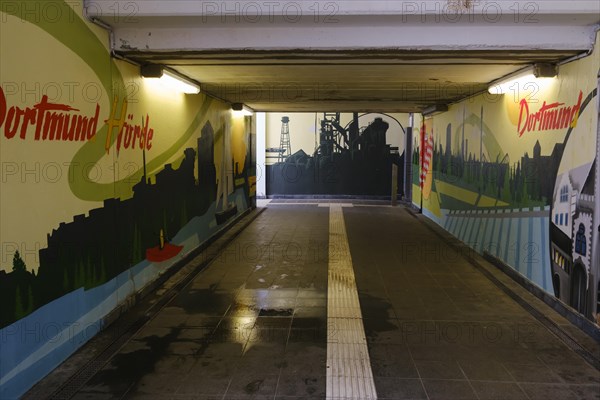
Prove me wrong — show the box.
[69,204,599,400]
[344,206,599,400]
[73,206,329,399]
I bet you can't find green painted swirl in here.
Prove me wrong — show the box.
[4,1,215,200]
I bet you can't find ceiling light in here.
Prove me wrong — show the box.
[488,63,557,95]
[141,64,200,94]
[232,103,254,116]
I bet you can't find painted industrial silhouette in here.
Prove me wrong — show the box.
[266,113,403,196]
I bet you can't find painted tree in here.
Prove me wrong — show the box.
[86,257,93,288]
[131,223,142,264]
[14,286,24,320]
[99,256,107,283]
[12,251,26,273]
[26,286,34,314]
[63,268,70,291]
[522,176,530,204]
[502,168,511,203]
[181,199,188,226]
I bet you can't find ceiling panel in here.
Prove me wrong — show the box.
[124,49,584,112]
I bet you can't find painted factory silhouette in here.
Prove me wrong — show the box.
[266,113,403,196]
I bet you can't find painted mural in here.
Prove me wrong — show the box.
[549,88,599,323]
[0,2,255,398]
[265,112,406,196]
[413,43,599,325]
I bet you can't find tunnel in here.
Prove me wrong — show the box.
[1,1,600,399]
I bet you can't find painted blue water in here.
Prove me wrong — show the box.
[424,208,553,293]
[0,188,249,399]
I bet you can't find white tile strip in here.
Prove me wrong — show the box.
[327,204,377,400]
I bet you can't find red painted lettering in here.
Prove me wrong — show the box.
[517,91,583,137]
[0,87,6,128]
[517,98,528,137]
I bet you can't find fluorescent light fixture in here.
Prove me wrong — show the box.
[159,70,200,94]
[141,64,200,94]
[232,103,254,116]
[488,63,557,95]
[488,73,536,95]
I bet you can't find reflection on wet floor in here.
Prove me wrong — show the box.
[73,206,329,399]
[70,204,599,400]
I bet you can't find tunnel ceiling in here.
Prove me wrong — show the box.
[123,50,583,113]
[89,0,600,112]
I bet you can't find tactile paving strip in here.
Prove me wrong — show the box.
[326,204,377,400]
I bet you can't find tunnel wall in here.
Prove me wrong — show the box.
[0,2,256,398]
[413,33,600,326]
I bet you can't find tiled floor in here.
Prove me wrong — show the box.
[343,206,599,400]
[66,204,598,399]
[73,206,329,399]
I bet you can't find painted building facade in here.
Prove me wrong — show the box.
[412,32,600,326]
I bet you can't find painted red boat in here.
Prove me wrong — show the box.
[145,242,183,262]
